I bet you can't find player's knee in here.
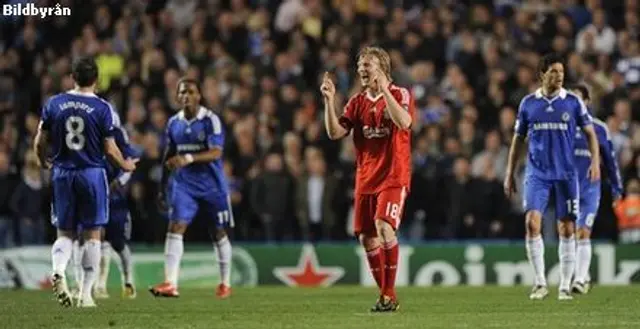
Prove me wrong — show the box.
[557,219,575,238]
[214,228,227,241]
[374,220,396,243]
[525,211,542,236]
[57,229,75,239]
[168,221,188,234]
[358,233,380,250]
[110,239,125,253]
[83,228,102,241]
[576,227,591,240]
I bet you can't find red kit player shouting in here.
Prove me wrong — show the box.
[321,46,414,312]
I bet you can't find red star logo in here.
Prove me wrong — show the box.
[273,244,345,287]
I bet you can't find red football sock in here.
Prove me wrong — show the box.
[383,240,399,299]
[365,246,385,292]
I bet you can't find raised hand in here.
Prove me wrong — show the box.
[320,72,336,100]
[372,66,390,92]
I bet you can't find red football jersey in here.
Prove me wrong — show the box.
[338,84,414,195]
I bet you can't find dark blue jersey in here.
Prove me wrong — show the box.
[574,117,623,198]
[515,88,593,180]
[165,106,228,197]
[40,90,115,169]
[105,111,141,210]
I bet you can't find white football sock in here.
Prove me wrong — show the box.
[72,240,83,288]
[116,245,134,285]
[526,235,547,287]
[214,236,232,287]
[96,241,111,290]
[164,233,184,287]
[80,239,101,301]
[51,236,73,277]
[575,239,591,284]
[558,236,576,292]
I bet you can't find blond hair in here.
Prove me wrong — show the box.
[357,46,392,80]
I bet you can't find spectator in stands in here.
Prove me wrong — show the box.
[10,150,45,245]
[615,178,640,243]
[250,152,295,242]
[0,149,16,248]
[296,147,337,242]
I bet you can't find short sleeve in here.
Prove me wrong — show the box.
[339,96,358,130]
[39,98,53,130]
[102,104,117,138]
[391,87,411,110]
[206,112,224,149]
[575,96,592,128]
[164,120,176,150]
[514,97,529,137]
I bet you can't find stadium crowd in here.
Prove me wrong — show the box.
[0,0,639,246]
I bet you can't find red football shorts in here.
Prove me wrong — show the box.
[353,187,408,236]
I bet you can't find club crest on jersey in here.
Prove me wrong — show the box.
[198,131,206,141]
[562,112,570,122]
[362,125,391,139]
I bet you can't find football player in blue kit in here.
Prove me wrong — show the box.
[150,78,233,299]
[34,57,137,307]
[504,54,601,301]
[568,85,623,294]
[72,110,140,300]
[95,111,141,299]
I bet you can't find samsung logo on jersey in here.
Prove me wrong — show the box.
[59,101,95,113]
[177,144,205,152]
[532,122,568,131]
[575,149,591,157]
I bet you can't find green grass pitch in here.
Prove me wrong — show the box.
[2,286,640,329]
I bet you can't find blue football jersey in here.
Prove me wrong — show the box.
[40,90,115,169]
[106,111,141,208]
[515,88,593,180]
[165,106,228,196]
[574,116,623,197]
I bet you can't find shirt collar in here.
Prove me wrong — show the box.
[66,89,98,98]
[535,88,567,100]
[178,106,207,122]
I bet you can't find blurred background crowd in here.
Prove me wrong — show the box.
[0,0,639,247]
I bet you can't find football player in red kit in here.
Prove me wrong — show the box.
[321,46,414,312]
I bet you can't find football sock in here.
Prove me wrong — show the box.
[525,235,547,287]
[214,236,232,287]
[383,240,399,298]
[575,238,591,284]
[51,236,73,277]
[72,239,83,288]
[117,244,134,286]
[80,239,101,301]
[365,246,385,291]
[96,241,111,290]
[164,233,184,287]
[559,236,576,292]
